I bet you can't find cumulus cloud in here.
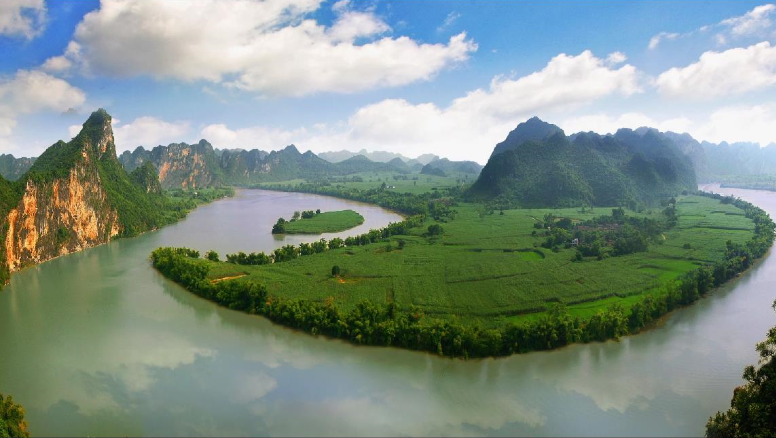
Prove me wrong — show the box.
[656,41,776,98]
[49,0,476,97]
[0,70,85,152]
[0,0,46,39]
[200,50,643,163]
[109,116,192,150]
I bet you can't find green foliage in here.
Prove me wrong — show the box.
[278,210,364,234]
[706,300,776,437]
[331,265,341,277]
[206,250,219,262]
[0,393,29,438]
[271,218,286,234]
[56,226,70,247]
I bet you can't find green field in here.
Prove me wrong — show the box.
[282,210,364,234]
[256,170,475,195]
[202,195,754,326]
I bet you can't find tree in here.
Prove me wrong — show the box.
[206,250,219,262]
[427,224,444,236]
[0,393,29,438]
[706,300,776,437]
[271,218,286,234]
[331,265,341,277]
[292,211,301,221]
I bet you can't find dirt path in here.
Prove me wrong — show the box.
[211,274,247,283]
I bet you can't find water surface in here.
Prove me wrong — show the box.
[1,186,774,436]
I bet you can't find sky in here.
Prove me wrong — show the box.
[2,0,776,164]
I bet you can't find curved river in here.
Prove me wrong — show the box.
[1,186,774,436]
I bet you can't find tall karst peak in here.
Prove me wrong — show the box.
[77,108,117,161]
[490,117,565,158]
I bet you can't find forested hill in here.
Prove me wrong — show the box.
[0,109,188,283]
[468,118,697,207]
[119,143,480,189]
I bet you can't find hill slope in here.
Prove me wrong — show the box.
[469,119,697,207]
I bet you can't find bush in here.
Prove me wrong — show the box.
[206,250,219,262]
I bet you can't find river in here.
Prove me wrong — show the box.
[0,186,774,436]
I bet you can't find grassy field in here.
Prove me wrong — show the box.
[282,210,364,234]
[256,170,475,195]
[202,195,754,326]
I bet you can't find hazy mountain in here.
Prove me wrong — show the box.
[318,149,440,165]
[0,155,36,181]
[420,158,483,176]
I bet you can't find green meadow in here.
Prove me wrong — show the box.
[282,210,364,234]
[203,195,754,326]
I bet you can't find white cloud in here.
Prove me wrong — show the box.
[648,4,776,50]
[656,41,776,98]
[447,50,641,122]
[0,0,46,39]
[605,51,627,66]
[112,116,192,149]
[720,4,775,37]
[201,50,642,163]
[648,32,679,50]
[693,104,776,145]
[0,69,85,152]
[200,123,311,150]
[437,11,461,32]
[52,0,476,97]
[561,105,776,147]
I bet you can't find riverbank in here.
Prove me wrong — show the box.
[151,190,775,358]
[3,186,775,436]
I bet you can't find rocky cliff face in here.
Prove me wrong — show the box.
[3,109,123,273]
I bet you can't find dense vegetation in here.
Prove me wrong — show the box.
[0,393,28,438]
[272,209,364,234]
[469,120,697,208]
[706,300,776,437]
[151,191,773,358]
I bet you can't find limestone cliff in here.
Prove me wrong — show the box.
[1,109,166,276]
[4,157,120,271]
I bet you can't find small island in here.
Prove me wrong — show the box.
[272,209,365,234]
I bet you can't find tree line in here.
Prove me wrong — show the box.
[228,216,424,265]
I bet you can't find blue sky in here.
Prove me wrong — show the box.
[1,0,775,163]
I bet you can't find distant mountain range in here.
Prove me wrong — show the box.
[4,118,776,190]
[114,143,480,189]
[469,118,697,207]
[318,149,439,166]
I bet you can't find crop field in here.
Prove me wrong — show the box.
[257,171,475,195]
[282,210,364,234]
[203,195,754,326]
